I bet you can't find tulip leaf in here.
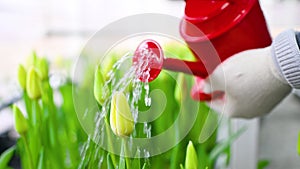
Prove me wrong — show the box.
[257,159,270,169]
[141,163,147,169]
[0,146,15,169]
[209,126,246,163]
[131,150,141,169]
[37,148,44,169]
[107,154,115,169]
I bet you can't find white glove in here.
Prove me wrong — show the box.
[193,30,300,118]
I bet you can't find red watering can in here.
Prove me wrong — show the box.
[133,0,272,101]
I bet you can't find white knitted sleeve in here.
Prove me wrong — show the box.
[272,29,300,89]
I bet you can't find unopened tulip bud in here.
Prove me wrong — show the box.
[101,56,116,80]
[18,64,27,90]
[94,66,107,105]
[26,51,38,68]
[110,92,134,137]
[27,67,42,99]
[185,141,198,169]
[13,105,28,135]
[37,57,49,80]
[174,73,187,103]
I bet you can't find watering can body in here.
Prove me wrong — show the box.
[180,0,272,100]
[180,0,272,76]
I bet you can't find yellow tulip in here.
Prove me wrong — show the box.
[110,92,134,137]
[37,57,49,80]
[26,67,42,100]
[18,64,27,90]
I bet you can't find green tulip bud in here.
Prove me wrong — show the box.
[13,105,28,135]
[18,64,27,90]
[110,92,134,137]
[185,141,198,169]
[26,51,38,68]
[37,57,49,80]
[174,73,187,103]
[101,56,116,80]
[26,67,42,100]
[94,65,107,105]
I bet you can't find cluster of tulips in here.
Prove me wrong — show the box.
[6,53,86,169]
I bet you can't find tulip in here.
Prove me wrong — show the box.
[110,92,134,137]
[37,57,49,80]
[101,56,116,80]
[26,51,38,68]
[13,105,28,135]
[185,141,198,169]
[26,67,42,100]
[18,64,27,90]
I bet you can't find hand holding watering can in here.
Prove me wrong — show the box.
[134,0,300,118]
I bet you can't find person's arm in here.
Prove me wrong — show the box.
[193,30,300,118]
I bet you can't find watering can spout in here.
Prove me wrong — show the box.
[163,58,208,78]
[133,39,208,83]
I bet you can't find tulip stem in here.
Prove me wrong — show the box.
[123,138,131,169]
[23,92,32,123]
[104,117,117,167]
[32,100,41,127]
[23,134,35,169]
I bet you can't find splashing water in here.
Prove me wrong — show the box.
[143,122,152,138]
[79,47,156,168]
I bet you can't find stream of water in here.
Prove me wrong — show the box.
[79,46,155,168]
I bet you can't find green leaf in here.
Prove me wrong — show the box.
[142,163,147,169]
[197,145,210,169]
[180,164,185,169]
[37,148,44,169]
[209,126,246,163]
[224,146,231,166]
[170,140,185,169]
[257,159,270,169]
[131,150,141,169]
[0,146,15,169]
